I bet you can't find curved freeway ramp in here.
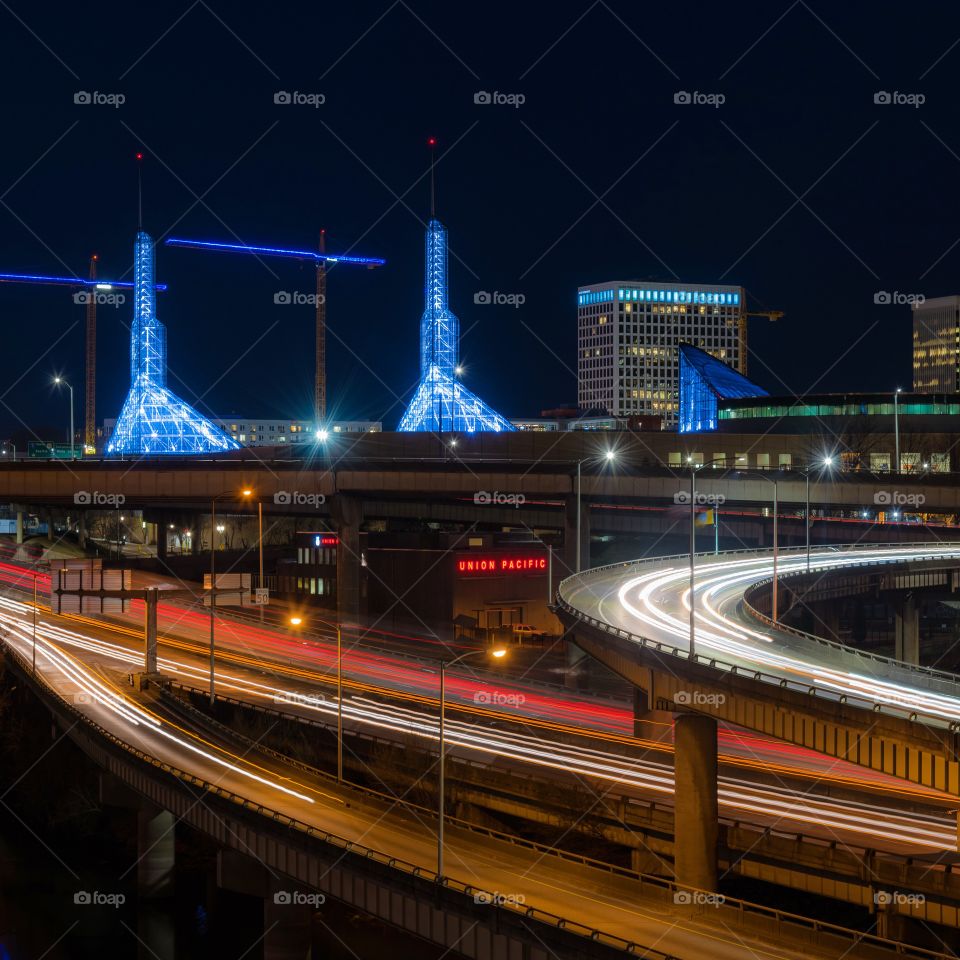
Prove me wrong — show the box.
[557,543,960,798]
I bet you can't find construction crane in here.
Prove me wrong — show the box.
[164,236,385,427]
[739,304,784,377]
[0,266,167,452]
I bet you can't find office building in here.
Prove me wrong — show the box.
[577,281,746,427]
[913,296,960,392]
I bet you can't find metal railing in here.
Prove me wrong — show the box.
[4,638,954,959]
[556,543,960,727]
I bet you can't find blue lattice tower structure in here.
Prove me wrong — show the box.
[106,233,239,455]
[678,341,767,433]
[399,218,513,433]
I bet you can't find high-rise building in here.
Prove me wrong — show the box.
[913,296,960,393]
[577,281,746,427]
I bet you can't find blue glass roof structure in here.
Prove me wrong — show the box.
[398,219,513,433]
[106,233,240,456]
[678,342,767,434]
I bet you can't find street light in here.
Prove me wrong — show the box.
[894,387,902,474]
[437,647,507,878]
[209,488,252,706]
[575,450,617,572]
[53,377,75,459]
[2,441,16,461]
[795,457,835,573]
[758,474,779,621]
[687,455,744,657]
[290,613,344,781]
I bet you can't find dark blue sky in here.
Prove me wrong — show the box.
[0,2,955,440]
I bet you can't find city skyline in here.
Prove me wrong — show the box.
[2,4,957,441]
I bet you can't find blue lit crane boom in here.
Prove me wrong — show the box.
[164,236,385,426]
[0,264,167,453]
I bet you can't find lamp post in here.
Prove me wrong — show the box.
[438,647,507,878]
[797,457,834,573]
[575,450,616,573]
[289,614,343,782]
[53,377,74,459]
[758,474,779,621]
[209,488,252,706]
[687,455,743,658]
[894,387,902,474]
[2,442,16,462]
[257,499,264,624]
[32,570,37,673]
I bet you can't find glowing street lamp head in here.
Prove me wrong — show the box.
[490,648,507,659]
[289,615,303,627]
[242,488,253,497]
[604,449,616,462]
[316,429,329,442]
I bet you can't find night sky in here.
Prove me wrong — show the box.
[0,2,956,442]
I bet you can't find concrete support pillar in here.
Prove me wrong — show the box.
[673,712,718,893]
[156,519,169,562]
[564,636,588,690]
[562,493,590,576]
[137,808,175,898]
[632,685,650,737]
[145,588,158,673]
[331,495,363,622]
[895,595,920,665]
[15,509,23,545]
[77,511,87,550]
[817,600,841,642]
[264,890,315,960]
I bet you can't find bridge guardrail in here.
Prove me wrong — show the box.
[556,543,960,727]
[4,638,954,959]
[742,566,960,693]
[0,637,678,959]
[162,683,958,958]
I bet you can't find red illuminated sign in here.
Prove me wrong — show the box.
[314,535,339,547]
[457,555,547,576]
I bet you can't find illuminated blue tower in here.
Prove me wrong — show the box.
[398,219,513,432]
[106,232,240,455]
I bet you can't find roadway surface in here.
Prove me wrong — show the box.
[0,559,955,861]
[0,595,942,960]
[560,543,960,726]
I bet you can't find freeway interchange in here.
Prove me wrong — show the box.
[3,546,960,957]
